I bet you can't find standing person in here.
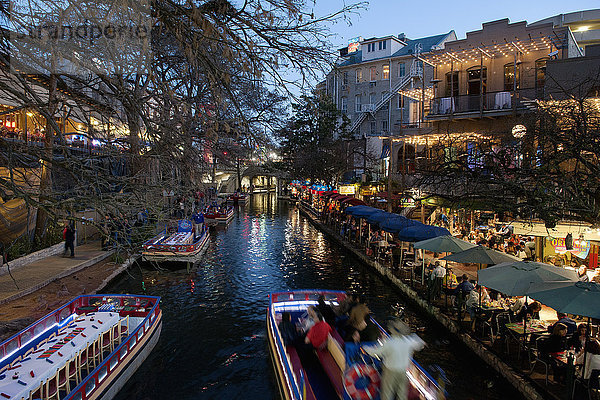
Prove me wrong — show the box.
[63,220,76,257]
[364,320,425,400]
[429,261,446,301]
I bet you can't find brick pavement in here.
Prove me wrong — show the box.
[0,242,113,304]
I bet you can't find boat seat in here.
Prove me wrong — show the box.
[286,346,317,400]
[315,346,344,397]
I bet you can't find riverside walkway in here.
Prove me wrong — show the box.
[0,242,113,304]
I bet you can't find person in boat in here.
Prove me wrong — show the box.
[279,312,300,346]
[192,211,204,236]
[334,293,357,316]
[305,310,333,350]
[364,320,425,400]
[316,295,336,326]
[348,295,370,328]
[300,306,319,332]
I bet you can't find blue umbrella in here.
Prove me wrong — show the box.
[352,208,385,218]
[344,205,373,215]
[380,216,420,234]
[397,224,449,242]
[366,211,393,225]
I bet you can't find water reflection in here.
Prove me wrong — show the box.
[108,194,523,400]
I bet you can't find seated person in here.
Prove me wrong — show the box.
[542,323,568,383]
[316,295,337,327]
[305,311,333,350]
[443,267,458,287]
[360,314,381,342]
[278,312,299,346]
[334,293,357,316]
[515,300,542,322]
[568,323,588,353]
[453,274,474,297]
[348,296,370,329]
[547,312,577,335]
[583,339,600,381]
[300,306,318,332]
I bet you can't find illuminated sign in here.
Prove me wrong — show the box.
[549,237,591,259]
[347,36,362,54]
[339,185,356,195]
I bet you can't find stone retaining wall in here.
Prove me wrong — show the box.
[298,204,544,400]
[0,242,65,276]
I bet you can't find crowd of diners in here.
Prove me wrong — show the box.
[300,191,600,391]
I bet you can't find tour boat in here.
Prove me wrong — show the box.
[226,193,250,206]
[202,206,234,224]
[142,219,209,263]
[0,294,162,400]
[267,290,445,400]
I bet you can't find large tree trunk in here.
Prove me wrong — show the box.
[34,73,57,242]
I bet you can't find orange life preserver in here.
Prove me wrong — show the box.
[343,364,381,400]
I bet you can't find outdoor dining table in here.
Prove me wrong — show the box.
[0,311,120,400]
[505,320,550,336]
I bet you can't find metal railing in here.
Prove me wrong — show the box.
[428,88,538,116]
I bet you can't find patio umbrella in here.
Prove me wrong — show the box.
[366,211,393,225]
[397,224,449,242]
[344,205,372,215]
[342,198,366,206]
[352,208,384,218]
[380,216,420,234]
[442,245,520,265]
[528,281,600,374]
[528,281,600,319]
[478,261,578,297]
[414,235,477,253]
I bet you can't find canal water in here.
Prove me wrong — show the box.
[108,194,524,400]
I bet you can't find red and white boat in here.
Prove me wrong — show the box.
[226,193,250,206]
[267,289,446,400]
[142,219,209,263]
[0,294,161,400]
[203,205,234,224]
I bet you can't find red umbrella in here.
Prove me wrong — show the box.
[331,194,349,201]
[342,198,366,206]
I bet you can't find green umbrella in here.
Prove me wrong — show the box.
[414,235,477,253]
[477,261,578,297]
[442,245,520,265]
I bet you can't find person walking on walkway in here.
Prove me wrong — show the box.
[364,320,425,400]
[63,220,76,257]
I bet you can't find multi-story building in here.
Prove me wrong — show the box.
[391,18,583,184]
[325,31,456,179]
[530,9,600,54]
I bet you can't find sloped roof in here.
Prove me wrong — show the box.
[392,32,451,57]
[336,31,453,67]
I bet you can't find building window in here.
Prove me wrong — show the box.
[467,66,487,95]
[378,41,386,50]
[397,94,404,109]
[445,71,458,97]
[383,41,386,50]
[370,121,377,134]
[382,65,389,80]
[369,93,376,109]
[503,63,520,91]
[356,69,362,83]
[342,72,348,86]
[398,63,405,77]
[381,120,388,132]
[341,97,347,113]
[535,58,548,92]
[370,66,377,81]
[355,95,362,112]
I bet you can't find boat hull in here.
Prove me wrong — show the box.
[94,313,162,400]
[142,231,209,263]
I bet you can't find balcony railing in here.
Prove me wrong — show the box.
[428,88,538,117]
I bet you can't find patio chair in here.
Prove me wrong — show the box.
[528,335,550,385]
